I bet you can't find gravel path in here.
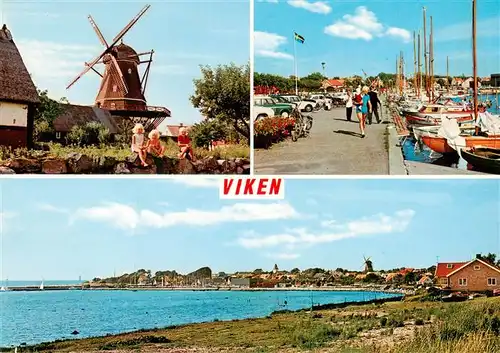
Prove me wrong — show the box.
[254,108,390,175]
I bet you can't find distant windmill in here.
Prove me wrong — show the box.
[362,256,373,273]
[66,4,170,131]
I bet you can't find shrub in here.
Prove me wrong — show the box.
[66,122,110,146]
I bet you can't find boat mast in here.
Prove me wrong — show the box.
[430,16,434,101]
[446,56,449,93]
[395,56,399,93]
[472,0,478,121]
[418,31,421,98]
[413,31,417,96]
[423,7,428,101]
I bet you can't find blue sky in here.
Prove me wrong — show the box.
[0,0,249,126]
[255,0,500,78]
[1,178,499,280]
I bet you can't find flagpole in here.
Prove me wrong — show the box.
[294,31,298,95]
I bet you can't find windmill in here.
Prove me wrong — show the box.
[362,256,373,273]
[66,4,170,131]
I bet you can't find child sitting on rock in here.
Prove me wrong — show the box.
[177,127,194,161]
[147,129,166,157]
[131,123,148,167]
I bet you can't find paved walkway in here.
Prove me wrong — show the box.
[254,108,390,175]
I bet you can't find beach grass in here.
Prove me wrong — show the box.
[6,297,498,352]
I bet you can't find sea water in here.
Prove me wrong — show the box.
[0,289,399,347]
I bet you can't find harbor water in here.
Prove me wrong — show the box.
[0,289,399,347]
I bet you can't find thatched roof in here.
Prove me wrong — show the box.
[53,104,120,134]
[0,25,39,104]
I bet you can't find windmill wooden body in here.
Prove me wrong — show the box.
[67,4,170,131]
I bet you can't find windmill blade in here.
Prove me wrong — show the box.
[88,15,109,48]
[109,55,128,94]
[111,4,151,44]
[66,52,108,89]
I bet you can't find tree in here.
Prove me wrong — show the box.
[290,268,300,274]
[33,89,69,142]
[189,119,228,149]
[191,63,250,141]
[478,253,497,266]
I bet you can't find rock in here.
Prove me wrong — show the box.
[114,163,131,174]
[217,159,231,174]
[227,160,237,173]
[157,157,177,174]
[126,153,154,167]
[194,156,218,173]
[0,166,15,174]
[129,164,157,174]
[177,158,196,174]
[5,158,42,173]
[234,158,245,167]
[66,153,93,174]
[42,158,68,174]
[242,164,251,174]
[96,156,117,172]
[71,330,79,335]
[236,166,244,174]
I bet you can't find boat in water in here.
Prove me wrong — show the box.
[461,147,500,174]
[421,134,500,154]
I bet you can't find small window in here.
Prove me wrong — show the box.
[474,265,480,271]
[55,132,61,139]
[110,103,116,109]
[458,278,467,286]
[447,264,453,269]
[488,278,497,286]
[113,85,118,92]
[128,68,132,74]
[12,118,16,124]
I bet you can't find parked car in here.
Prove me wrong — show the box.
[308,94,332,110]
[254,95,293,117]
[272,94,316,113]
[253,106,275,121]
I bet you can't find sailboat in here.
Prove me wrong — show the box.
[39,280,44,290]
[421,0,500,155]
[1,278,9,292]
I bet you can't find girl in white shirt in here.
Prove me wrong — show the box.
[345,90,353,121]
[131,123,149,167]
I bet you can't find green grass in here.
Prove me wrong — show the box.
[0,140,249,162]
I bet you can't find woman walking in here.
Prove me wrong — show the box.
[355,86,372,138]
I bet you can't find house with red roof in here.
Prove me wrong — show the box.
[321,79,345,91]
[435,257,500,292]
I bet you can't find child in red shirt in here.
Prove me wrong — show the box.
[177,127,194,161]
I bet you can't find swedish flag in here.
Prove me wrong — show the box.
[294,32,305,44]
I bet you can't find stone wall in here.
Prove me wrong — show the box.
[0,152,251,174]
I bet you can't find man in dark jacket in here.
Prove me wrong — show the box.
[367,88,381,124]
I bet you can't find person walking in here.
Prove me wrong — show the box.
[345,89,353,121]
[355,86,371,138]
[368,88,381,124]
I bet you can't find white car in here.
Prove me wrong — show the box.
[279,95,316,113]
[253,105,275,121]
[308,94,332,110]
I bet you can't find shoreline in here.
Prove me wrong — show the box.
[1,293,404,350]
[1,285,410,295]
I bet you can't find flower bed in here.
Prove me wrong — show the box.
[254,116,295,149]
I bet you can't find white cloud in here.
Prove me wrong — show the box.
[237,209,415,249]
[324,6,410,43]
[37,203,69,214]
[0,212,16,233]
[266,253,301,260]
[254,31,293,60]
[71,202,299,230]
[287,0,331,14]
[385,27,411,43]
[172,178,221,188]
